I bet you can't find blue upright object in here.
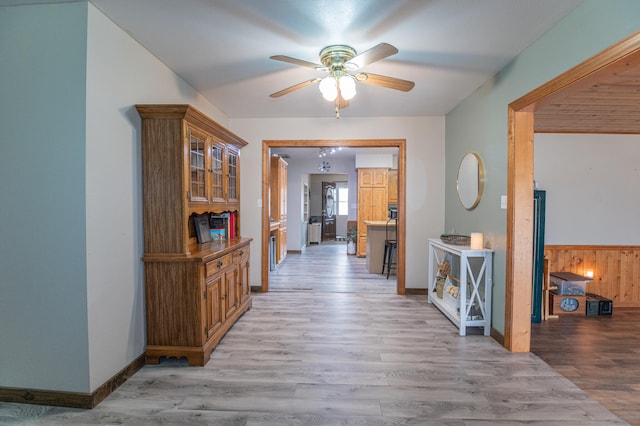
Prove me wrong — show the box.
[531,190,546,323]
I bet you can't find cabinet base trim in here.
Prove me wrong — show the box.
[0,354,145,409]
[145,296,252,366]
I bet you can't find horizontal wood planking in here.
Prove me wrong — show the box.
[544,245,640,307]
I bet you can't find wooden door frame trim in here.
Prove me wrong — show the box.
[261,139,406,295]
[505,31,640,351]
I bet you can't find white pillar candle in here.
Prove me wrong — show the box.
[470,232,483,249]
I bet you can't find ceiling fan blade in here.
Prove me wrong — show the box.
[356,72,415,92]
[270,55,325,70]
[270,78,321,98]
[348,43,398,69]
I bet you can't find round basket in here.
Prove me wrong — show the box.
[440,234,470,246]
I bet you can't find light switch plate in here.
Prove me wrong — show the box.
[500,195,507,209]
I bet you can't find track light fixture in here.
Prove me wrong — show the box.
[318,147,343,157]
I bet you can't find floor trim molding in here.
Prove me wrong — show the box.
[405,288,428,295]
[0,353,145,409]
[490,327,504,346]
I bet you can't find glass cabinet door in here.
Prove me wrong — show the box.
[227,148,239,202]
[189,131,207,203]
[211,143,224,202]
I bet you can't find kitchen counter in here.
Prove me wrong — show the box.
[364,220,397,275]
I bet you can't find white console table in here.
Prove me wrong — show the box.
[428,238,493,336]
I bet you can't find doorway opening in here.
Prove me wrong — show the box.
[261,139,406,294]
[505,31,640,351]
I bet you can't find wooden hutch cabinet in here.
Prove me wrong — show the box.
[136,104,252,366]
[357,168,389,257]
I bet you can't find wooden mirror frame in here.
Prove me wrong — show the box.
[457,152,485,210]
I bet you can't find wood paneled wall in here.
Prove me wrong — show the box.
[544,245,640,307]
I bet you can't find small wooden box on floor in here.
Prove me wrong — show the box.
[586,293,613,316]
[549,291,586,315]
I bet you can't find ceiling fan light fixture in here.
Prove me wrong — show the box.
[270,43,414,115]
[319,76,338,101]
[339,75,357,100]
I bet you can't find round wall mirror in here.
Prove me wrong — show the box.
[457,152,485,210]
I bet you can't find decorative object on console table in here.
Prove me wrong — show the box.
[428,238,493,336]
[439,234,470,246]
[470,233,483,250]
[434,259,450,299]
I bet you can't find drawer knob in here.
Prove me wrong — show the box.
[217,260,223,268]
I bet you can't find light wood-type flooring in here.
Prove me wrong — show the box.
[531,307,640,426]
[268,240,397,293]
[0,241,629,425]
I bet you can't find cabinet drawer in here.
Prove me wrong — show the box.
[232,247,249,265]
[205,253,233,277]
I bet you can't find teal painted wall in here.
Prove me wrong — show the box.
[0,3,90,391]
[445,0,640,335]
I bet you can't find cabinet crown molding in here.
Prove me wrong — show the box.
[136,104,248,148]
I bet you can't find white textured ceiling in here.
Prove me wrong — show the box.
[3,0,583,119]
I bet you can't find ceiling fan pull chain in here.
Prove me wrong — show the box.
[335,104,340,119]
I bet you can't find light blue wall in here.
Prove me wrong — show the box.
[0,1,229,394]
[0,3,90,391]
[445,0,640,334]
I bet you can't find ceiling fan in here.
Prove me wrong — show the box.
[318,160,331,173]
[270,43,415,116]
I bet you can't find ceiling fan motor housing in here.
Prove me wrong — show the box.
[319,45,358,73]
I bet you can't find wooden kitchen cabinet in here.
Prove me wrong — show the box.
[137,104,252,366]
[359,168,388,187]
[357,168,389,257]
[270,156,288,265]
[388,169,398,204]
